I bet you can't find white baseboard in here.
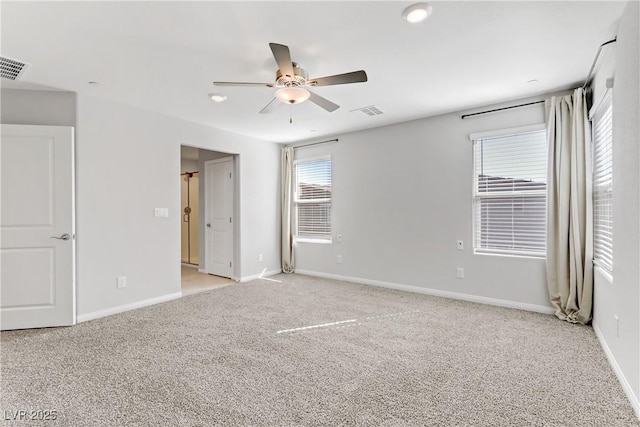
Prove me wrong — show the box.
[294,269,556,315]
[240,269,282,283]
[593,321,640,420]
[77,292,182,323]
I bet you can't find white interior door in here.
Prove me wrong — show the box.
[1,124,75,330]
[204,157,233,278]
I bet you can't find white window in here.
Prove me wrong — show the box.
[591,91,613,273]
[472,125,547,256]
[294,157,332,242]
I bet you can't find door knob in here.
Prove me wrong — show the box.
[206,223,211,228]
[51,233,71,241]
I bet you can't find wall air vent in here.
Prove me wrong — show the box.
[1,56,30,80]
[351,105,384,116]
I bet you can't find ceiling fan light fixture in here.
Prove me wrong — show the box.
[402,3,432,23]
[209,93,227,102]
[275,87,310,104]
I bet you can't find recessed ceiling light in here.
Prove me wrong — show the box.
[88,81,99,85]
[209,93,227,102]
[402,3,432,23]
[527,79,539,84]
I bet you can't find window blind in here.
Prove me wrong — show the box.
[473,129,547,255]
[294,157,332,241]
[592,94,613,272]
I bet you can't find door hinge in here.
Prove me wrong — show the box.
[229,172,232,179]
[229,217,232,223]
[229,261,232,268]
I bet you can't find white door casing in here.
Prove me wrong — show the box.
[1,124,75,330]
[204,157,233,278]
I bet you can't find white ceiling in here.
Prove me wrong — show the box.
[1,1,626,143]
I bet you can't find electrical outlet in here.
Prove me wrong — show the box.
[258,254,263,262]
[337,234,343,242]
[456,268,464,279]
[456,240,464,251]
[337,255,343,264]
[117,276,127,289]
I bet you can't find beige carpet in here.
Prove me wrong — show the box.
[1,274,638,426]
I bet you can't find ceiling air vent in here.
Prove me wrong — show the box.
[351,105,384,117]
[1,56,30,80]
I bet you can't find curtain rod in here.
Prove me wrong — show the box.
[582,37,617,90]
[290,138,338,149]
[461,100,544,120]
[461,37,617,120]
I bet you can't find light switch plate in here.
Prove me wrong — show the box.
[154,208,169,218]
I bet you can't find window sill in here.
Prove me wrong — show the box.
[295,237,332,244]
[474,249,545,260]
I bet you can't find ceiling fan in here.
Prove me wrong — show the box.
[213,43,368,114]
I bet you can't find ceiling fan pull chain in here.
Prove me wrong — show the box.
[290,104,293,124]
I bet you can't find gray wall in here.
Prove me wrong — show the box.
[293,93,557,311]
[74,94,280,315]
[2,88,281,318]
[592,0,640,412]
[180,158,198,174]
[1,88,76,126]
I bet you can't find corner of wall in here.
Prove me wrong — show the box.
[593,321,640,419]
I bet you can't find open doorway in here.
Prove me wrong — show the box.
[180,145,237,295]
[180,170,199,266]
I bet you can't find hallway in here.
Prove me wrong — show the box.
[181,266,234,295]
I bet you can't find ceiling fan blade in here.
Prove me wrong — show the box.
[308,91,339,112]
[214,81,275,87]
[308,70,368,87]
[259,98,280,114]
[269,43,294,78]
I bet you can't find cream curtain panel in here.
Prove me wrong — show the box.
[546,88,593,324]
[281,147,295,273]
